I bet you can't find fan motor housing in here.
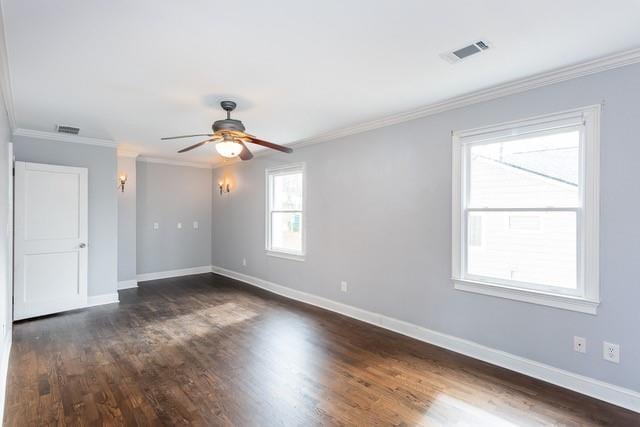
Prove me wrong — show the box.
[212,119,245,133]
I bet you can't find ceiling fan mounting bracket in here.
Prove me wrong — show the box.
[220,100,237,113]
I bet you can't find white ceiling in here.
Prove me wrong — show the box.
[3,0,640,164]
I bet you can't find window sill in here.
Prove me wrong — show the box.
[266,250,305,262]
[453,278,599,315]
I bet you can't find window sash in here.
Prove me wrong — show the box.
[461,140,585,295]
[461,208,583,297]
[269,210,303,254]
[463,125,585,210]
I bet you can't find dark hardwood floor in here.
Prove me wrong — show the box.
[4,273,639,426]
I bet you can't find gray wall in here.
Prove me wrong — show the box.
[117,156,137,282]
[212,63,640,392]
[137,161,212,274]
[0,85,11,345]
[13,136,118,297]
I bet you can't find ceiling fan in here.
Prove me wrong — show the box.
[161,101,293,161]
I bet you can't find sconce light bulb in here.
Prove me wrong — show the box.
[118,174,127,192]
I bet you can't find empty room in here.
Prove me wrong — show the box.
[0,1,638,425]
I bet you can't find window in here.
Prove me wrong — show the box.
[452,106,600,314]
[266,163,305,260]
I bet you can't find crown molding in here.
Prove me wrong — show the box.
[137,156,213,169]
[117,150,140,158]
[12,128,117,148]
[292,47,640,149]
[212,47,640,169]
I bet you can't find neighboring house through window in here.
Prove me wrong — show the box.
[452,106,600,314]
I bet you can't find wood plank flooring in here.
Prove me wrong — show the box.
[4,273,639,426]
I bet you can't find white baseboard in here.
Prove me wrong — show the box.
[0,330,11,423]
[118,279,138,290]
[87,293,119,307]
[211,265,640,413]
[136,265,212,282]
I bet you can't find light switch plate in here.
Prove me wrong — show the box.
[153,222,159,230]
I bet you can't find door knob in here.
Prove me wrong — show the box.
[79,243,87,248]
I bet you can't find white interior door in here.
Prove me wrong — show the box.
[14,162,88,320]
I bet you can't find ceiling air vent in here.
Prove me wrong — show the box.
[56,125,80,135]
[441,40,491,64]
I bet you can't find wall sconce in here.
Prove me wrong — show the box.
[219,180,230,195]
[119,174,128,192]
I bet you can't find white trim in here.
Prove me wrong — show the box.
[87,293,119,307]
[450,105,600,313]
[289,49,637,148]
[266,250,305,262]
[454,279,598,314]
[454,108,587,143]
[136,265,212,282]
[137,156,214,169]
[117,279,138,290]
[212,47,640,169]
[582,106,601,304]
[210,265,640,413]
[117,150,140,158]
[0,331,11,423]
[12,128,117,148]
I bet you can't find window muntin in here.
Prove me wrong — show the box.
[452,107,600,308]
[266,165,305,257]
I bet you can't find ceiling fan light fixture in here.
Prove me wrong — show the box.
[162,100,292,159]
[215,137,243,158]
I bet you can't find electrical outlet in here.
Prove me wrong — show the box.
[153,222,159,230]
[603,342,620,363]
[340,281,348,292]
[573,336,586,353]
[193,221,199,229]
[177,222,182,229]
[242,258,247,267]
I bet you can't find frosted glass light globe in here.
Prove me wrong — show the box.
[215,139,243,158]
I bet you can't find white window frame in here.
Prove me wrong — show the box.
[265,163,306,261]
[451,105,600,314]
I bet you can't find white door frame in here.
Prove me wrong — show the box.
[14,161,88,320]
[6,142,12,330]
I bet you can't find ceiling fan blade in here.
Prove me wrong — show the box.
[177,139,212,153]
[162,133,214,140]
[246,136,293,153]
[237,140,253,161]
